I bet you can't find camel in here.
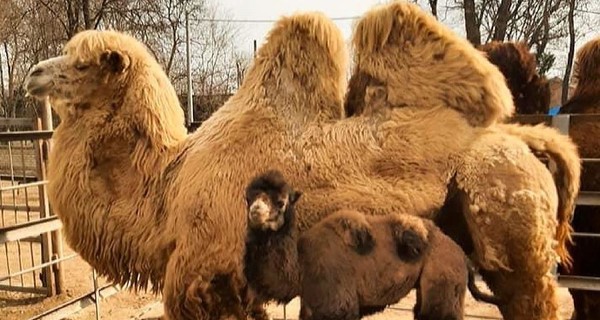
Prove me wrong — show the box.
[557,35,600,320]
[244,170,500,320]
[478,41,551,115]
[344,2,580,319]
[23,2,579,320]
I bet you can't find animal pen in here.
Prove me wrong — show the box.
[0,108,599,319]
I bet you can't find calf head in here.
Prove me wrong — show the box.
[245,170,301,232]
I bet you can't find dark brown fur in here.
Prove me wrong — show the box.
[558,36,600,320]
[244,171,302,317]
[245,170,499,319]
[478,41,551,115]
[343,71,385,117]
[298,210,469,320]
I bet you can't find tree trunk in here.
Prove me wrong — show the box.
[82,0,92,29]
[463,0,481,45]
[4,42,13,101]
[562,0,576,105]
[429,0,438,18]
[492,0,512,41]
[0,48,4,100]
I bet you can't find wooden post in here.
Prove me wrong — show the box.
[40,98,64,294]
[33,116,54,296]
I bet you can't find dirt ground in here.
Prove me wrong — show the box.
[0,250,577,320]
[53,284,576,320]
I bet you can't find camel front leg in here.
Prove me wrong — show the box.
[163,244,247,320]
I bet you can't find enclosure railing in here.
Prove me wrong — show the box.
[0,122,65,296]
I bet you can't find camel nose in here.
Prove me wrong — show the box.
[29,66,44,77]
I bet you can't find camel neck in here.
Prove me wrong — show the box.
[47,121,184,292]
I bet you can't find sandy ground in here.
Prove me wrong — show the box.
[62,285,576,320]
[0,240,577,320]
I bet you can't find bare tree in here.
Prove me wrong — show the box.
[491,0,512,41]
[429,0,439,17]
[462,0,482,45]
[562,0,577,104]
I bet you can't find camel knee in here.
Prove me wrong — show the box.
[163,275,211,320]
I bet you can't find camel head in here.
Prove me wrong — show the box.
[245,170,302,232]
[478,41,550,115]
[24,29,186,152]
[25,46,129,108]
[561,36,600,114]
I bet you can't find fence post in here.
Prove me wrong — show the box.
[40,98,64,294]
[33,116,55,296]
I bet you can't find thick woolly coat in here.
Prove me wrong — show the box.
[30,2,581,320]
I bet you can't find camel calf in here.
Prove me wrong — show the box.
[244,170,500,320]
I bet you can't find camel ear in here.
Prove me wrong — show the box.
[395,229,427,262]
[364,85,388,106]
[101,50,130,73]
[289,190,302,205]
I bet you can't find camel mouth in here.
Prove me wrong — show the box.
[24,78,54,98]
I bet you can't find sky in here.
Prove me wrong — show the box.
[217,0,383,53]
[216,0,600,77]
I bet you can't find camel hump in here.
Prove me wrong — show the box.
[349,1,514,126]
[324,210,376,255]
[240,11,348,120]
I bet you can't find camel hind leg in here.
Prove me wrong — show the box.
[455,135,562,320]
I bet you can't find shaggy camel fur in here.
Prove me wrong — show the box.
[346,2,580,319]
[478,41,551,115]
[23,3,579,320]
[244,170,500,320]
[558,35,600,320]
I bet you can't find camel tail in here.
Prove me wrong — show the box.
[467,264,502,306]
[499,123,581,269]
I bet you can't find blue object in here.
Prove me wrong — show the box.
[548,106,561,116]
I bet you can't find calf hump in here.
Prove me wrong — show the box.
[338,216,376,255]
[394,228,428,262]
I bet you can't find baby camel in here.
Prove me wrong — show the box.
[244,170,500,320]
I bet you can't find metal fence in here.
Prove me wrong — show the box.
[0,116,64,297]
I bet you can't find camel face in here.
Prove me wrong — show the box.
[245,171,301,232]
[25,50,129,107]
[247,188,301,232]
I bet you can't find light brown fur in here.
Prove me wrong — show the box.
[347,2,580,319]
[23,4,580,320]
[349,1,515,126]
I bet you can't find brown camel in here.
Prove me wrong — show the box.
[23,2,579,319]
[244,170,500,320]
[558,35,600,320]
[478,41,551,115]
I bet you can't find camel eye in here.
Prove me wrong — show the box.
[276,200,285,208]
[75,64,90,71]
